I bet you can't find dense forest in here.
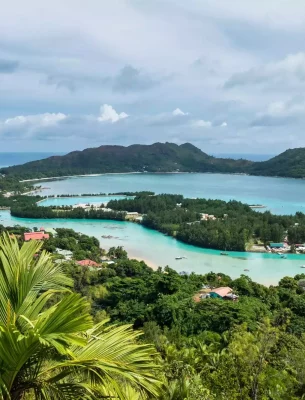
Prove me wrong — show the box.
[108,194,305,251]
[4,223,305,398]
[0,142,252,179]
[64,251,305,399]
[11,204,126,220]
[2,142,305,179]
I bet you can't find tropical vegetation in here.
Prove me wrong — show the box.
[0,234,161,399]
[2,142,305,180]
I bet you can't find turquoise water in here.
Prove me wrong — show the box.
[40,196,129,207]
[36,173,305,215]
[1,208,304,285]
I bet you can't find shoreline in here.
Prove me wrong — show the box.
[19,171,305,183]
[127,252,159,270]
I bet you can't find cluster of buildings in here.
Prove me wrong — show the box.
[200,213,217,221]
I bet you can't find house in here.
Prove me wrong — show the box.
[203,286,238,301]
[76,259,99,267]
[24,231,50,241]
[56,249,73,260]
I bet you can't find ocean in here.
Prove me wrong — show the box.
[0,152,64,168]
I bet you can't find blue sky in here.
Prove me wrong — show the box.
[1,0,305,153]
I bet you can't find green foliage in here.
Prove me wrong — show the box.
[1,142,252,179]
[0,234,161,399]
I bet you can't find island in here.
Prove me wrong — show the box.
[2,142,305,179]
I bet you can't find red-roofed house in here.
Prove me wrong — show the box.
[24,231,50,241]
[76,259,99,267]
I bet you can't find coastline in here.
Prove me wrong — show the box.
[124,252,159,270]
[20,172,144,182]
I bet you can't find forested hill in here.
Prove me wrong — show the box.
[248,148,305,178]
[2,142,305,180]
[0,142,252,179]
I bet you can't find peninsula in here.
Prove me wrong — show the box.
[2,142,305,180]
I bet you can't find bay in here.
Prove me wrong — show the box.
[37,173,305,215]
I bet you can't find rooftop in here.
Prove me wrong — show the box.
[76,259,99,267]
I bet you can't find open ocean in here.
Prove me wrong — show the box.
[0,152,64,168]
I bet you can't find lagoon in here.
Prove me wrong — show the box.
[0,206,304,285]
[36,173,305,215]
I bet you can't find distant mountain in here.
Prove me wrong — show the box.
[248,148,305,178]
[1,142,252,179]
[2,143,305,180]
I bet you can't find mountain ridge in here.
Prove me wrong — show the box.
[1,142,304,180]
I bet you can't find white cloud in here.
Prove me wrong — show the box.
[192,119,212,128]
[172,108,188,116]
[220,121,227,127]
[4,113,67,126]
[225,53,305,89]
[97,104,129,123]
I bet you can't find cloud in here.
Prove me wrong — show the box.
[4,113,67,126]
[45,75,77,92]
[225,52,305,89]
[221,122,227,127]
[97,104,129,123]
[112,65,159,93]
[146,108,190,127]
[172,108,188,116]
[250,98,305,126]
[192,120,212,128]
[0,59,19,73]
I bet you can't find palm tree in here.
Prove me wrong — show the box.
[0,234,161,399]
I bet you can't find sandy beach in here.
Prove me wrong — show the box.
[127,252,159,270]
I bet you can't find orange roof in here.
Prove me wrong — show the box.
[76,259,99,267]
[24,232,50,241]
[211,286,233,297]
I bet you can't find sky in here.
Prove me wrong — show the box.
[1,0,305,154]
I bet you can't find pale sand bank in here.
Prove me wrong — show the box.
[127,253,159,270]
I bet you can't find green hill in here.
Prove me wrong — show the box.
[2,143,305,180]
[0,142,252,180]
[248,148,305,178]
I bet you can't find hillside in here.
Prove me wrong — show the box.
[2,143,305,180]
[0,142,252,179]
[248,148,305,178]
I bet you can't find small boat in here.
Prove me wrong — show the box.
[175,256,183,260]
[280,255,287,259]
[220,252,229,256]
[301,265,305,268]
[244,269,250,271]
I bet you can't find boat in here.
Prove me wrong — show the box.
[244,269,250,271]
[175,256,183,260]
[220,252,229,256]
[301,265,305,268]
[280,255,287,259]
